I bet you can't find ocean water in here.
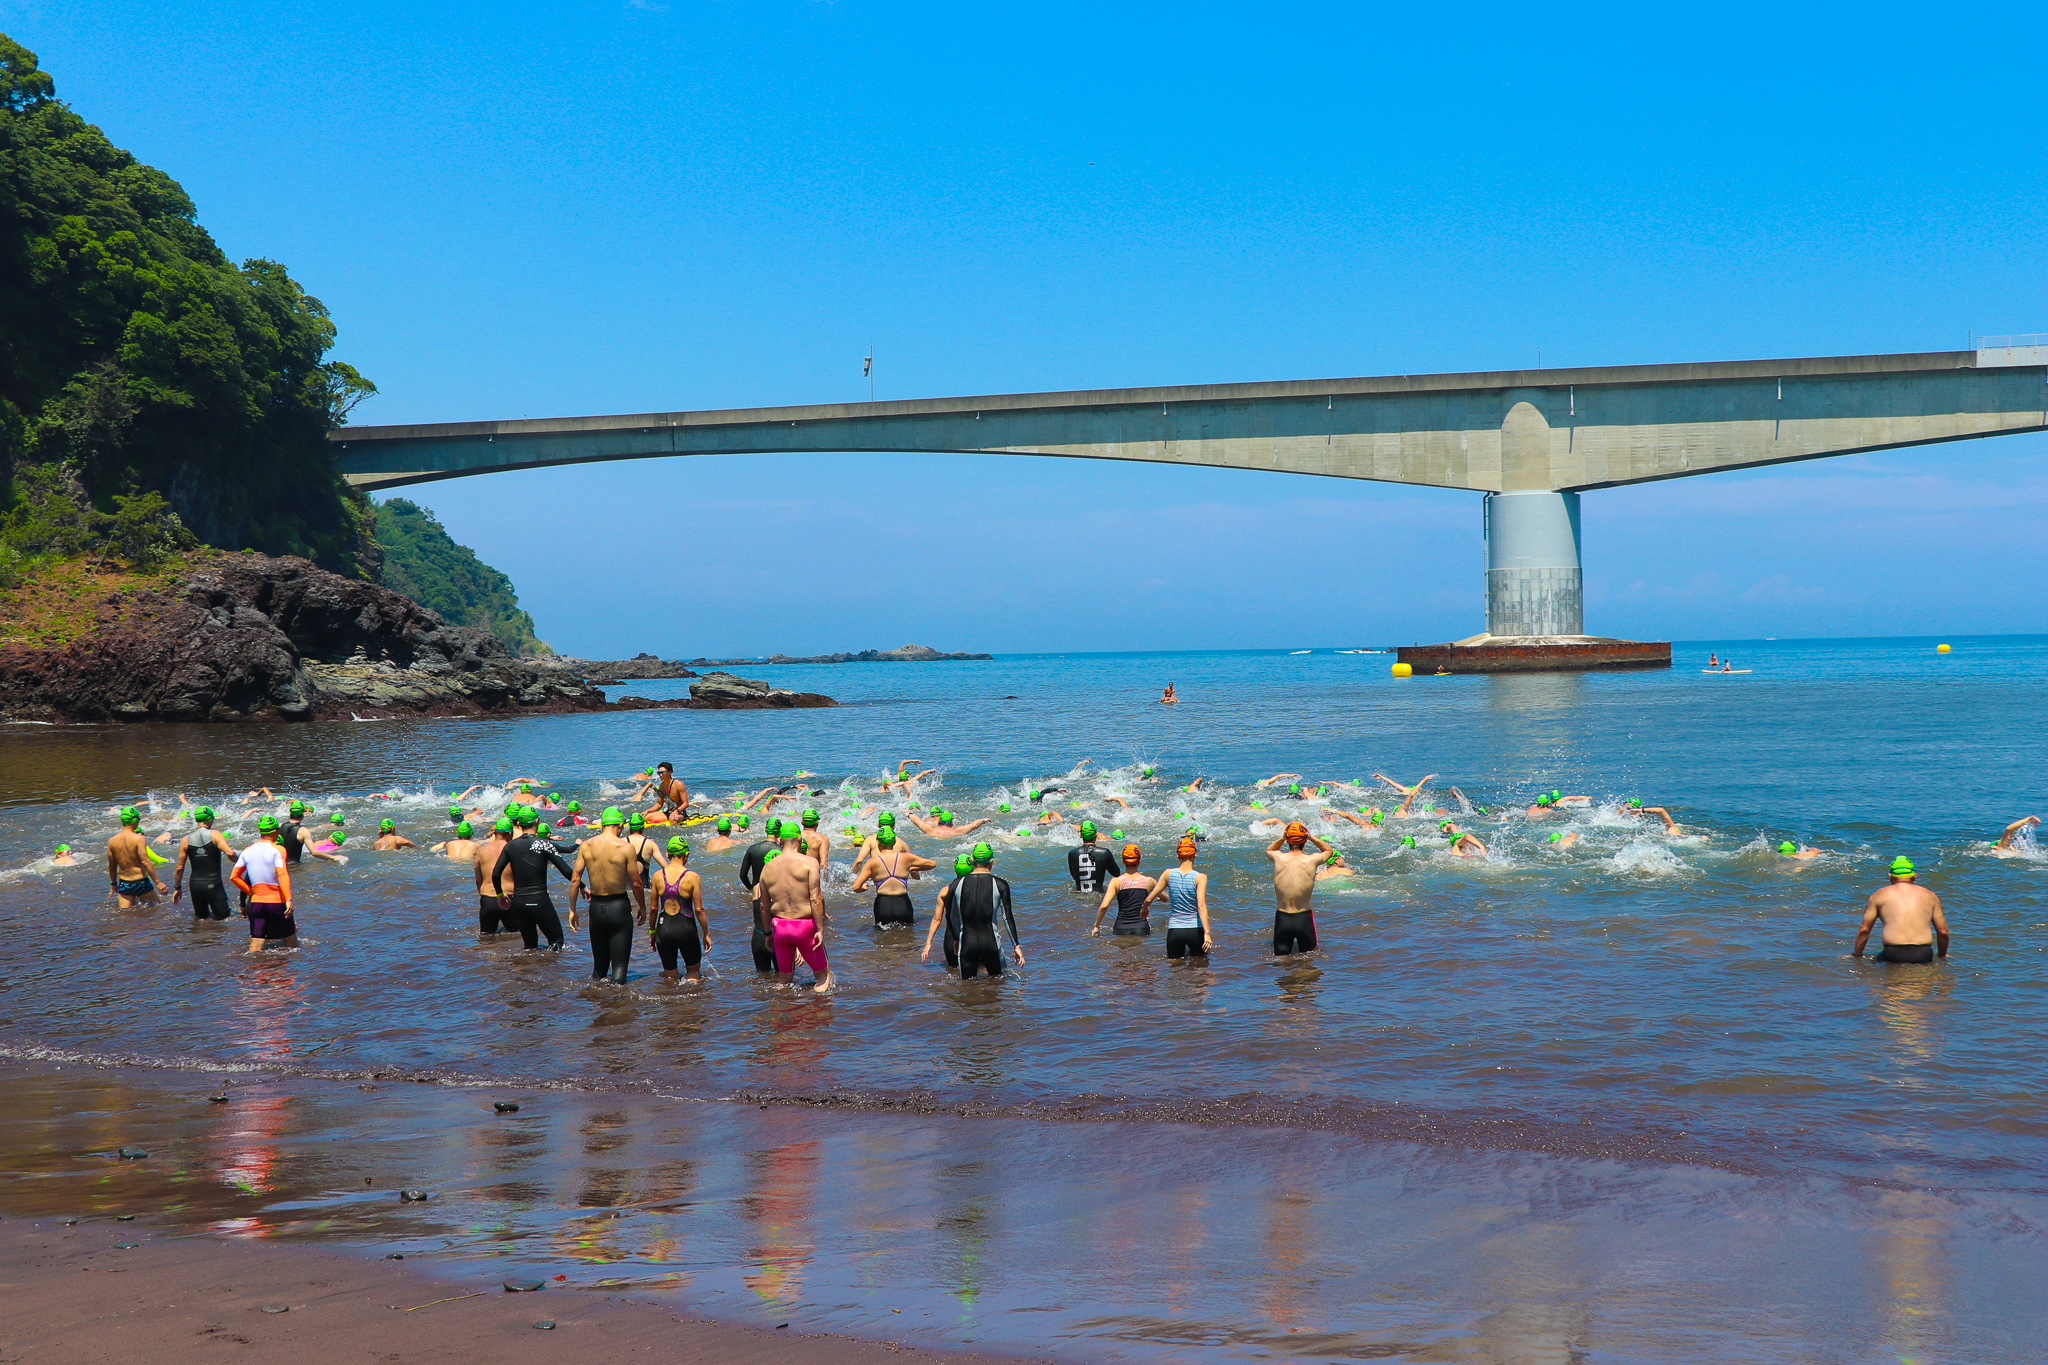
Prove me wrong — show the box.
[2,636,2044,1361]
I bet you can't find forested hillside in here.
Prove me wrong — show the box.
[375,498,549,656]
[0,35,377,581]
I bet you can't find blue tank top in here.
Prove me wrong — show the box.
[1165,868,1200,929]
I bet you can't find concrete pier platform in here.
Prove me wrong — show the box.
[1397,633,1672,674]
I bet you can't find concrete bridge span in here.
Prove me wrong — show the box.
[331,346,2047,640]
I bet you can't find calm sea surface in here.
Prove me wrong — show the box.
[2,637,2043,1362]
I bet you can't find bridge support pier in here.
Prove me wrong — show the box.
[1485,490,1583,637]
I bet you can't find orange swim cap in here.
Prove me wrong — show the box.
[1176,837,1198,859]
[1121,844,1142,866]
[1284,821,1309,847]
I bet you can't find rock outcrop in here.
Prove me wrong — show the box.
[686,643,991,666]
[685,672,835,709]
[0,552,607,722]
[528,652,700,683]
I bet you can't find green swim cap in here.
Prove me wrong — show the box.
[1548,831,1562,842]
[1079,820,1098,838]
[1112,829,1125,840]
[600,807,624,825]
[193,805,215,823]
[998,803,1011,812]
[289,800,307,816]
[1029,790,1041,801]
[877,811,895,826]
[629,813,646,831]
[55,844,69,854]
[939,810,955,824]
[717,816,732,832]
[802,808,819,826]
[331,812,346,825]
[668,836,688,855]
[1551,790,1561,800]
[457,822,473,837]
[877,827,896,845]
[1629,798,1642,809]
[566,801,581,813]
[909,803,922,811]
[1401,836,1416,847]
[1252,801,1266,809]
[1326,850,1341,866]
[1536,795,1551,807]
[1289,784,1300,794]
[1439,820,1453,832]
[1067,802,1082,809]
[1143,767,1154,777]
[536,823,552,838]
[119,806,140,824]
[954,853,972,875]
[495,816,514,833]
[257,814,279,832]
[521,783,532,792]
[1778,841,1796,855]
[449,806,464,820]
[1890,855,1915,877]
[1370,810,1384,825]
[379,819,395,831]
[972,842,994,865]
[736,814,750,829]
[331,831,347,845]
[549,792,560,802]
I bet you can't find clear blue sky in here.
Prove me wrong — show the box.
[20,2,2048,655]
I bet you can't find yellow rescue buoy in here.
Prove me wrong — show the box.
[1391,662,1413,678]
[1937,643,1951,654]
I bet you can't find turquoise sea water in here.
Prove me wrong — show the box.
[1,635,2043,1361]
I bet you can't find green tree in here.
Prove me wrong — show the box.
[0,34,378,575]
[374,498,551,656]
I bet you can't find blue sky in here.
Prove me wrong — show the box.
[17,1,2047,655]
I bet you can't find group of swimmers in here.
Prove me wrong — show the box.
[93,761,2037,983]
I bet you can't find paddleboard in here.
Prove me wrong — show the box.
[1701,669,1752,674]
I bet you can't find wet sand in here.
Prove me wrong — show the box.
[0,1216,1035,1364]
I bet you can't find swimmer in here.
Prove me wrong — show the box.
[372,819,417,852]
[171,806,236,921]
[1091,844,1154,937]
[434,822,478,860]
[759,821,831,991]
[795,808,831,867]
[1777,840,1822,860]
[567,808,648,984]
[1068,820,1119,894]
[1037,809,1068,828]
[923,853,975,968]
[1321,807,1384,831]
[451,785,487,803]
[907,807,990,839]
[1159,682,1178,705]
[51,844,77,866]
[1636,806,1682,835]
[1026,787,1067,804]
[1316,848,1355,880]
[1526,794,1558,818]
[880,767,942,796]
[1144,836,1211,959]
[491,807,575,950]
[556,800,588,827]
[1993,815,2041,855]
[953,842,1024,978]
[704,816,743,854]
[736,815,781,970]
[230,816,296,952]
[473,817,517,933]
[445,804,466,834]
[650,836,709,980]
[1138,766,1159,782]
[1439,821,1486,857]
[850,825,936,929]
[638,762,691,822]
[1266,822,1328,955]
[1854,856,1949,963]
[848,810,896,869]
[1372,773,1439,816]
[1546,831,1580,850]
[278,802,343,865]
[106,807,166,907]
[1255,773,1304,789]
[1182,777,1206,792]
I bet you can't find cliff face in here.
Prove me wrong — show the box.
[0,552,604,722]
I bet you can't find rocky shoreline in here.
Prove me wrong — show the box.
[0,554,832,723]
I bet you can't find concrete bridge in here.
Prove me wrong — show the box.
[331,345,2048,640]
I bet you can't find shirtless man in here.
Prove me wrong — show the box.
[1159,683,1178,705]
[850,826,937,928]
[1547,830,1580,850]
[1777,840,1822,861]
[796,808,832,868]
[473,817,517,933]
[51,845,77,866]
[1265,822,1329,955]
[433,822,478,860]
[641,762,691,822]
[907,807,990,839]
[372,819,418,851]
[1854,857,1949,963]
[106,807,166,908]
[759,823,831,991]
[1373,773,1438,816]
[1439,821,1486,857]
[567,809,650,984]
[704,815,743,854]
[1993,815,2040,855]
[172,806,236,921]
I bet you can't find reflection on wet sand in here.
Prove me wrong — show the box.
[742,1123,820,1305]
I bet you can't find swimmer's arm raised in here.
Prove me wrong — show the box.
[1640,806,1680,834]
[1997,815,2039,848]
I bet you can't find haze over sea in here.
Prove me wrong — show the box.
[2,637,2043,1361]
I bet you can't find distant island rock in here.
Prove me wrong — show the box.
[687,643,991,666]
[528,652,700,683]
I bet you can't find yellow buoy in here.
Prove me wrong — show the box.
[1391,662,1413,678]
[1937,643,1951,654]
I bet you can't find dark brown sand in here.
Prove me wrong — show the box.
[0,1218,1038,1364]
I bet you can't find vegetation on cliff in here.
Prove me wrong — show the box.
[374,498,549,656]
[0,35,377,582]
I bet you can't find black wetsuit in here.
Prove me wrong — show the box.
[954,872,1018,979]
[182,831,231,920]
[738,837,778,969]
[937,876,964,967]
[1068,842,1117,894]
[652,870,703,972]
[1273,909,1317,955]
[492,833,575,949]
[1111,878,1151,936]
[586,893,635,982]
[279,821,307,863]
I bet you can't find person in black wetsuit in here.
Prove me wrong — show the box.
[954,842,1023,979]
[1068,819,1118,894]
[280,802,309,863]
[650,836,709,980]
[1091,844,1153,936]
[492,809,574,950]
[737,818,781,971]
[921,853,974,968]
[172,805,235,920]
